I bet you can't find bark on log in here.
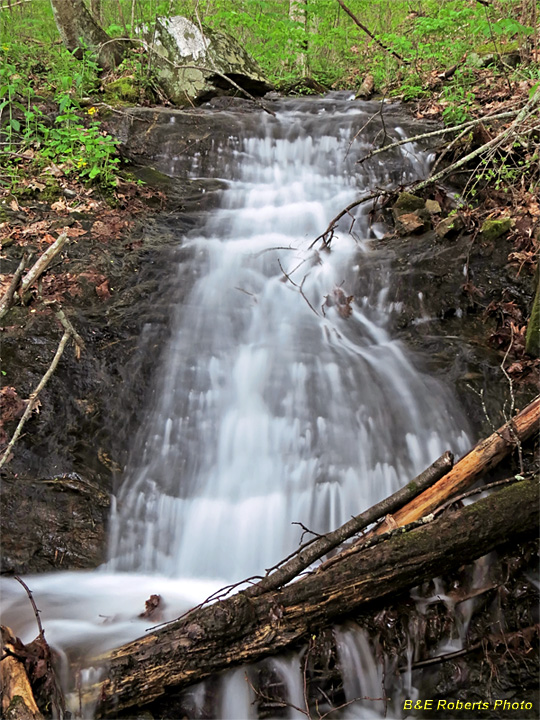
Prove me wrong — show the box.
[94,476,539,717]
[383,394,539,530]
[0,626,43,720]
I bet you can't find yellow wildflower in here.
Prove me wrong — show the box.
[87,107,98,116]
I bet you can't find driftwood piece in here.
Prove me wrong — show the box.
[383,394,539,530]
[93,477,538,717]
[0,626,43,720]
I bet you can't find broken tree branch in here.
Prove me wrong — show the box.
[92,476,538,716]
[413,85,540,193]
[335,0,410,64]
[0,330,71,471]
[19,231,68,299]
[0,252,31,320]
[356,111,517,165]
[380,394,539,530]
[245,450,454,597]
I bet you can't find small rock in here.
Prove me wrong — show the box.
[396,212,426,235]
[479,217,513,241]
[425,199,442,214]
[392,192,425,220]
[435,214,464,239]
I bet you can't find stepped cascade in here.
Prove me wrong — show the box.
[1,95,472,718]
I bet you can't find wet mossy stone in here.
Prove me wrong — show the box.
[104,76,139,103]
[480,217,513,241]
[392,192,425,220]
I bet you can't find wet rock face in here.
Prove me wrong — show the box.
[0,473,109,573]
[146,16,272,105]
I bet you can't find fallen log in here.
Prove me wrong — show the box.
[380,394,539,530]
[0,626,43,720]
[245,450,453,598]
[93,476,539,717]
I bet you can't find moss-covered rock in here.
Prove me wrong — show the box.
[480,217,513,241]
[104,75,140,104]
[392,192,425,219]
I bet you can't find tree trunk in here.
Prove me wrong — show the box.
[50,0,128,70]
[289,0,308,76]
[89,0,102,24]
[93,477,539,717]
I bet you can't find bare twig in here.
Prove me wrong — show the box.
[499,325,524,474]
[356,111,517,165]
[432,474,528,518]
[13,577,66,718]
[277,259,320,316]
[14,576,45,639]
[309,190,388,249]
[43,300,86,356]
[0,330,71,471]
[0,0,32,9]
[292,521,324,542]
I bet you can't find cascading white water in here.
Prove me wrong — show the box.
[1,95,472,718]
[108,98,469,584]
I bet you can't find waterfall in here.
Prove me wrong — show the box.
[0,95,471,718]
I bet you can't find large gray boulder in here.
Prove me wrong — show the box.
[146,16,271,105]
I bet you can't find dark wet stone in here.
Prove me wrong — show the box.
[0,473,109,573]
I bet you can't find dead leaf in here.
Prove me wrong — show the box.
[0,386,27,423]
[64,226,87,238]
[51,199,67,213]
[95,279,111,300]
[325,287,354,319]
[41,233,57,245]
[139,594,162,619]
[44,164,64,178]
[23,221,49,236]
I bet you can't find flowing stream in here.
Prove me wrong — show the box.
[1,95,472,718]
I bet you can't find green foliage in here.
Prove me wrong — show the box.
[0,0,538,178]
[440,71,476,125]
[0,35,120,189]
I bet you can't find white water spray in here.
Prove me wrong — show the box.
[1,96,471,718]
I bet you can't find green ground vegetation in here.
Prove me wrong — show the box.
[0,0,538,190]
